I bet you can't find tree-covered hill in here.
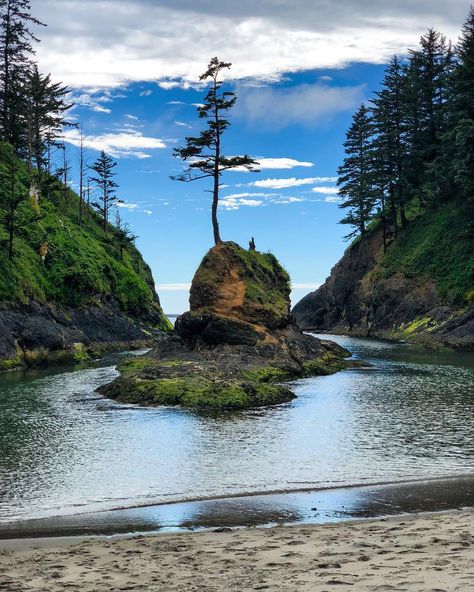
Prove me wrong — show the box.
[293,9,474,348]
[0,144,171,369]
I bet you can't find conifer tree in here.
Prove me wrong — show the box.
[337,104,376,239]
[371,56,408,228]
[173,57,258,245]
[114,207,137,260]
[25,64,72,172]
[405,29,452,196]
[441,8,474,200]
[0,0,45,150]
[89,151,118,235]
[0,143,42,259]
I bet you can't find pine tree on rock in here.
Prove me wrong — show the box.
[337,104,376,239]
[89,151,118,236]
[173,57,258,245]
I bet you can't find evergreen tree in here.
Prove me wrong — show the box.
[114,208,137,260]
[89,151,118,235]
[0,0,45,150]
[337,104,376,239]
[173,57,258,245]
[0,142,41,259]
[405,29,452,197]
[371,56,409,229]
[440,8,474,200]
[25,64,72,172]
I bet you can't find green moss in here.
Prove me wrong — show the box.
[382,201,474,305]
[302,353,347,377]
[243,367,291,383]
[110,369,296,410]
[0,355,24,370]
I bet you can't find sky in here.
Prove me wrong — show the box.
[32,0,470,313]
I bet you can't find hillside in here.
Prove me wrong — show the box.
[0,143,171,370]
[293,200,474,349]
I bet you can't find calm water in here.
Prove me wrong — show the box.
[0,336,473,524]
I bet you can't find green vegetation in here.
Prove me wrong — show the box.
[338,12,474,261]
[382,201,474,304]
[192,241,291,327]
[0,144,171,329]
[111,373,294,410]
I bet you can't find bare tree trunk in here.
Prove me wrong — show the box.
[212,76,222,245]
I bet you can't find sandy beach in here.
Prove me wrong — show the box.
[1,509,473,591]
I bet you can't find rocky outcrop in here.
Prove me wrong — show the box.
[0,298,169,370]
[293,223,474,349]
[99,242,350,410]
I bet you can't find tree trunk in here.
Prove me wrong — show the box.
[212,174,221,245]
[8,217,14,261]
[212,77,222,245]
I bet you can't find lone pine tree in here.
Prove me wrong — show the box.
[173,57,258,245]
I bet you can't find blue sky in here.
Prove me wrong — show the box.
[34,1,470,313]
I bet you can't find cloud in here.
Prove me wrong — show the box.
[157,283,192,291]
[34,1,465,88]
[237,83,366,127]
[323,195,341,203]
[117,202,139,210]
[248,176,337,189]
[62,129,166,159]
[312,186,339,194]
[219,191,306,210]
[230,157,314,171]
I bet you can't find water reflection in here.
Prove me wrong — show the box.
[0,337,473,523]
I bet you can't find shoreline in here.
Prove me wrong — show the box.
[1,508,473,591]
[2,474,473,541]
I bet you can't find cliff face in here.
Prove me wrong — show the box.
[293,202,474,349]
[0,144,171,370]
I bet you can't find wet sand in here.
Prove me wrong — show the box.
[1,509,473,591]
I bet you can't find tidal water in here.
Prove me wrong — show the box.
[0,336,473,525]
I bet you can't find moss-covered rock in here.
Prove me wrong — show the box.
[189,241,291,330]
[98,242,351,410]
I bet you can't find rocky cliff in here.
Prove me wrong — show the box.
[99,242,350,409]
[0,144,171,370]
[293,202,474,349]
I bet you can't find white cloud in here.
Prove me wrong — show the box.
[62,129,166,159]
[157,283,192,291]
[312,186,339,194]
[34,1,465,88]
[230,158,314,172]
[324,195,341,203]
[237,83,366,127]
[249,176,337,189]
[174,121,192,128]
[219,191,306,210]
[118,202,139,210]
[125,114,139,120]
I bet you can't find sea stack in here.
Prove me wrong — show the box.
[99,242,349,409]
